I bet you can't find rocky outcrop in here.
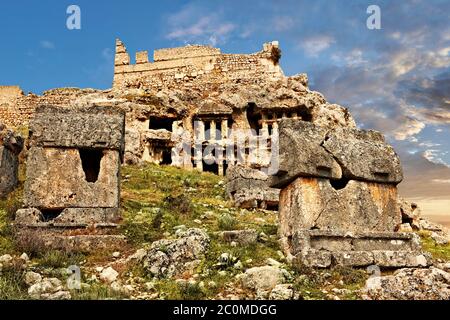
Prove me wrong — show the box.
[363,267,450,300]
[0,123,24,198]
[142,228,210,278]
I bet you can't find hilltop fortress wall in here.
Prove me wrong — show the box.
[113,39,284,90]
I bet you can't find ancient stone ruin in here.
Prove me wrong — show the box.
[270,119,431,268]
[15,105,126,251]
[0,39,440,268]
[0,40,357,211]
[0,123,24,198]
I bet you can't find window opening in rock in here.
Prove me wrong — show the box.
[41,209,64,222]
[149,116,175,131]
[79,148,104,183]
[246,103,260,133]
[202,146,218,174]
[297,106,313,122]
[205,121,211,140]
[330,177,350,190]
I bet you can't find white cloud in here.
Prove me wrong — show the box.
[40,40,55,49]
[423,149,449,167]
[393,117,425,141]
[300,35,335,57]
[166,5,235,46]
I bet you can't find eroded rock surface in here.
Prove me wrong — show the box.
[363,267,450,300]
[0,123,24,198]
[142,228,210,278]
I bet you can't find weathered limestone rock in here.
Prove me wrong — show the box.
[142,228,210,278]
[27,277,71,300]
[279,178,400,236]
[15,105,126,251]
[24,148,120,210]
[363,267,450,300]
[272,119,403,187]
[20,105,125,224]
[398,198,421,223]
[99,267,119,284]
[226,164,280,209]
[29,105,124,151]
[0,123,24,198]
[272,120,342,188]
[220,229,258,245]
[241,266,287,298]
[272,119,427,269]
[289,230,430,268]
[269,284,294,300]
[322,128,403,183]
[15,208,43,225]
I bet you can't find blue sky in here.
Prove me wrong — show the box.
[1,0,449,206]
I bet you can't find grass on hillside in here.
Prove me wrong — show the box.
[1,162,449,300]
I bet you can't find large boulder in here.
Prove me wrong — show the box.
[241,266,287,298]
[142,228,210,278]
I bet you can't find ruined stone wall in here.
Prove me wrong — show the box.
[0,86,23,104]
[113,40,284,90]
[0,88,102,128]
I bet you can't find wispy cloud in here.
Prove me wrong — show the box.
[272,16,295,32]
[40,40,55,49]
[165,4,235,46]
[300,35,335,57]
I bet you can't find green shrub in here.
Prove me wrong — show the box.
[217,213,237,231]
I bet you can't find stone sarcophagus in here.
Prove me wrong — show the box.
[15,105,126,249]
[0,123,24,198]
[271,119,430,268]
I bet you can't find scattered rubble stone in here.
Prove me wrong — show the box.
[100,267,119,284]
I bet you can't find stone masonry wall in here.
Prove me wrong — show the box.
[113,39,284,90]
[0,88,101,129]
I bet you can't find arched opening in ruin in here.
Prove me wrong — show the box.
[79,148,104,183]
[330,177,350,190]
[149,116,175,131]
